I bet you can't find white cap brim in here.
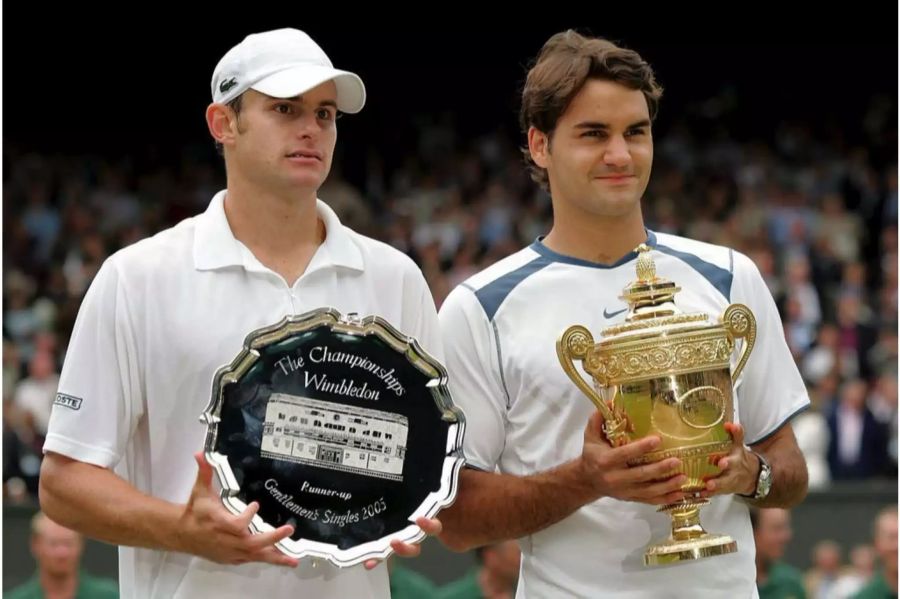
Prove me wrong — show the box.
[251,65,366,114]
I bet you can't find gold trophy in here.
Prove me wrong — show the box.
[557,244,756,566]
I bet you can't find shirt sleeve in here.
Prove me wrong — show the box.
[43,257,145,467]
[731,251,810,445]
[438,286,508,471]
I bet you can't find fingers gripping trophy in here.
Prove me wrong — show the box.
[557,244,756,566]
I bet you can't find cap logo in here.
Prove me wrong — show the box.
[219,77,238,94]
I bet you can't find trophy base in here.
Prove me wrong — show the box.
[643,498,737,566]
[643,533,737,566]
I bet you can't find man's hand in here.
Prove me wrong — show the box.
[363,517,442,570]
[699,423,759,498]
[580,411,686,505]
[175,453,299,567]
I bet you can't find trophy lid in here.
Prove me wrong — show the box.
[601,244,710,339]
[622,243,680,319]
[582,245,755,387]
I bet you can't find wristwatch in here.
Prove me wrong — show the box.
[739,451,772,501]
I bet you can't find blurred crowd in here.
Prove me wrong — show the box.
[751,505,897,599]
[3,89,896,505]
[7,505,897,598]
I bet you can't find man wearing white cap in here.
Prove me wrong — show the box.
[38,28,441,599]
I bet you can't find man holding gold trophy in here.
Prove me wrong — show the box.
[438,30,810,597]
[37,28,453,599]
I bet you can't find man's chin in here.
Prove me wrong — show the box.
[283,174,327,192]
[584,198,641,218]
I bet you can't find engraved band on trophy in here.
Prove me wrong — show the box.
[557,244,756,566]
[200,308,466,568]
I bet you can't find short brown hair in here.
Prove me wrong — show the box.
[520,30,663,191]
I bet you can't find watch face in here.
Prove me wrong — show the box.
[756,458,772,498]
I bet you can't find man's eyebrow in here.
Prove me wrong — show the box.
[267,95,338,108]
[573,119,651,130]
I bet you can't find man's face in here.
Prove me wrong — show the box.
[32,520,83,578]
[225,82,338,194]
[874,511,898,568]
[486,540,521,583]
[754,509,793,562]
[813,543,841,573]
[530,79,653,220]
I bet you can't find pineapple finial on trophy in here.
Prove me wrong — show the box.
[621,244,680,321]
[635,243,656,283]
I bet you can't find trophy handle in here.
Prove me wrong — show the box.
[557,326,629,446]
[722,303,757,383]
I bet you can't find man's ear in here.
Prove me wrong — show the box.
[527,126,551,168]
[206,103,239,148]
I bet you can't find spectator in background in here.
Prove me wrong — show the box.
[3,396,44,501]
[21,181,62,266]
[868,374,898,475]
[851,507,897,599]
[4,338,23,400]
[867,329,898,382]
[5,511,118,599]
[752,507,807,599]
[829,544,878,598]
[816,193,862,264]
[827,379,889,480]
[388,557,438,599]
[848,545,878,585]
[438,540,521,599]
[805,540,843,599]
[835,293,878,381]
[793,401,831,489]
[784,254,823,332]
[802,324,841,386]
[13,350,60,439]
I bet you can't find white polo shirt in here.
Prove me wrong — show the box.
[439,231,809,599]
[44,190,442,599]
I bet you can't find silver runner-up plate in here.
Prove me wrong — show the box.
[200,308,466,567]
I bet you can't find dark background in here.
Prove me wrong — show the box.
[5,7,897,182]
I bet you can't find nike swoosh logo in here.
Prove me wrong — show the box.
[603,307,628,319]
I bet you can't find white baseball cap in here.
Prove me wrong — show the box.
[211,28,366,113]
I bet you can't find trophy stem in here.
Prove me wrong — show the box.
[643,498,738,566]
[669,502,707,541]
